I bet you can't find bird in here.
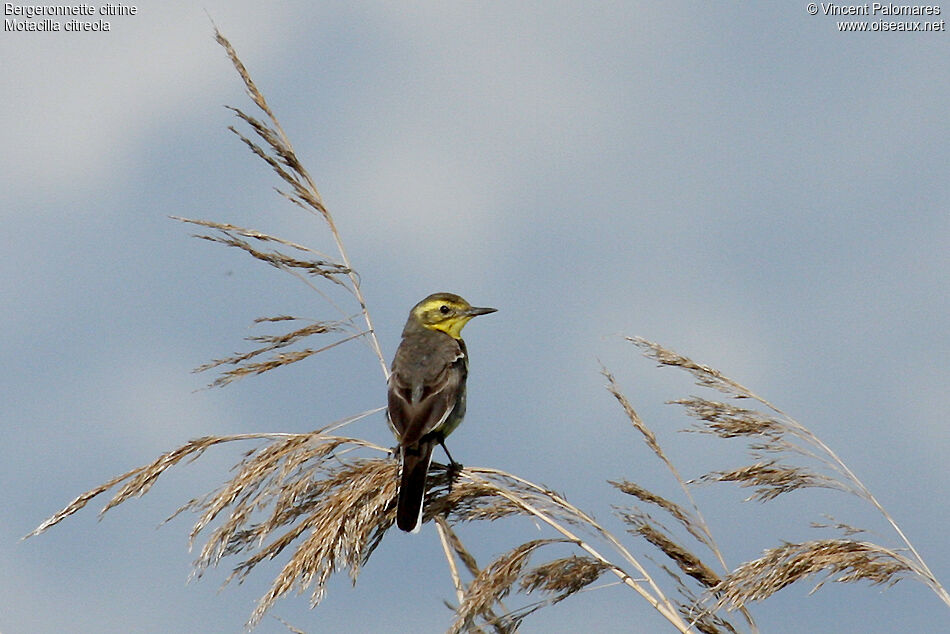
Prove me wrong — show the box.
[387,292,496,533]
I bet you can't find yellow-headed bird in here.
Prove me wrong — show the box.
[388,293,496,532]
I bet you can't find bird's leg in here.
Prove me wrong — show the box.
[439,440,463,488]
[439,440,461,469]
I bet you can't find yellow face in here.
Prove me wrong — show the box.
[411,293,497,339]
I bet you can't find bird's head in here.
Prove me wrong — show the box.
[406,292,497,339]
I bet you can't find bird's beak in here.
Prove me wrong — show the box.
[466,306,497,317]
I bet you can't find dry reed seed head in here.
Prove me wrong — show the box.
[194,320,343,375]
[811,515,868,537]
[601,367,666,461]
[199,348,309,388]
[233,458,398,627]
[221,100,324,214]
[183,435,388,562]
[221,110,330,220]
[228,124,297,189]
[449,539,565,634]
[428,467,594,528]
[254,314,300,322]
[673,398,787,439]
[433,484,527,524]
[609,479,712,548]
[172,217,325,256]
[674,593,740,634]
[421,467,532,525]
[435,516,483,579]
[626,338,789,415]
[192,230,350,281]
[687,606,741,634]
[230,109,281,153]
[198,329,369,389]
[712,539,913,610]
[610,480,692,527]
[245,320,340,344]
[180,226,371,390]
[519,555,611,601]
[27,431,352,539]
[659,564,742,634]
[214,28,269,116]
[698,461,850,502]
[26,469,138,538]
[692,617,737,634]
[178,218,370,389]
[620,511,721,589]
[100,436,235,515]
[675,587,742,634]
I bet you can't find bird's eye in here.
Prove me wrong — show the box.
[439,305,450,314]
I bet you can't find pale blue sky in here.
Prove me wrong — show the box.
[2,3,947,633]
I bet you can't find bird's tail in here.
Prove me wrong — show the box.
[397,441,434,533]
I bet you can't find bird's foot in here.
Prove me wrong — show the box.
[438,440,463,491]
[446,459,463,478]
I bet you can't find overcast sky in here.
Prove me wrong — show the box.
[2,3,948,633]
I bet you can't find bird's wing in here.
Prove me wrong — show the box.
[388,343,465,445]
